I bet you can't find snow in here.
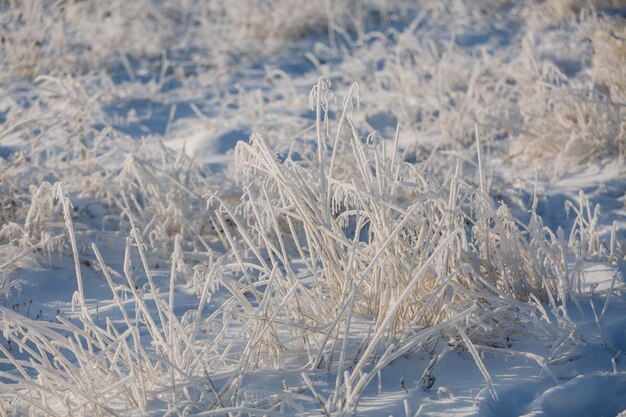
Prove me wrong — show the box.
[522,373,626,417]
[1,0,626,416]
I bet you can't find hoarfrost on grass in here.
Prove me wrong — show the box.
[1,0,625,416]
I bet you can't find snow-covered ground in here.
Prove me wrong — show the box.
[1,1,625,416]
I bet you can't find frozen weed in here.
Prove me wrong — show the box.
[0,79,606,415]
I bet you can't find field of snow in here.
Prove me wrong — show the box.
[1,1,626,416]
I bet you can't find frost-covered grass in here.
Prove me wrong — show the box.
[1,0,625,416]
[0,0,399,78]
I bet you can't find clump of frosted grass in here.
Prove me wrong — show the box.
[0,79,605,416]
[205,80,600,412]
[321,1,625,176]
[507,12,625,170]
